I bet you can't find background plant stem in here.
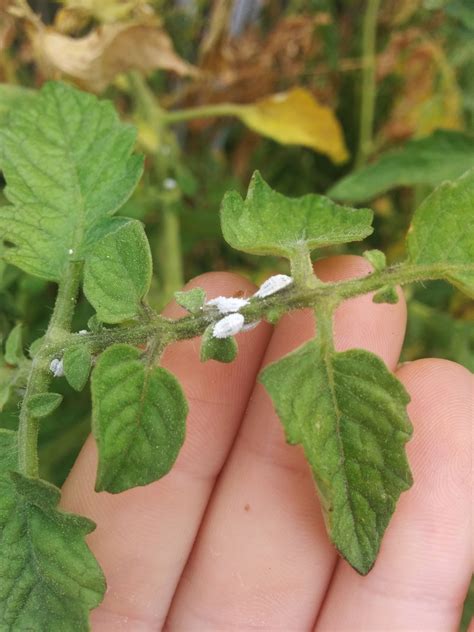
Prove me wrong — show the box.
[355,0,381,169]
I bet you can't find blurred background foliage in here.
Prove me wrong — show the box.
[0,1,472,624]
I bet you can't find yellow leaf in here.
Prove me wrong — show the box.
[236,88,349,164]
[29,18,197,93]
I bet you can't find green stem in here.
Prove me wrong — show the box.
[46,262,458,362]
[162,103,243,125]
[156,204,184,306]
[17,262,82,477]
[355,0,381,169]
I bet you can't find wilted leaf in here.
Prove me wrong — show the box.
[329,131,474,202]
[221,171,373,259]
[235,88,349,164]
[260,342,412,574]
[407,168,474,297]
[92,344,188,493]
[30,17,196,93]
[57,0,146,24]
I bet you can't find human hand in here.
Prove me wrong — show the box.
[62,256,473,632]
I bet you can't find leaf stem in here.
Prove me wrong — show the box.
[162,103,243,124]
[17,262,82,477]
[355,0,381,169]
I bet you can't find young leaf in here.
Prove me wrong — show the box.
[175,287,206,313]
[4,323,23,366]
[236,88,349,164]
[26,392,63,418]
[221,171,373,260]
[363,249,386,272]
[0,81,143,281]
[63,345,92,392]
[328,131,474,202]
[407,168,474,297]
[200,324,238,363]
[91,344,188,493]
[83,219,152,323]
[0,472,105,630]
[260,342,413,575]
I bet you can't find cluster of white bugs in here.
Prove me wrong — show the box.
[206,296,250,314]
[49,358,64,377]
[253,274,293,298]
[209,275,293,339]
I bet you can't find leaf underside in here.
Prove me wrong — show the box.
[0,81,143,281]
[260,343,413,574]
[0,429,105,631]
[91,344,188,493]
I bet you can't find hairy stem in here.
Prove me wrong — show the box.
[45,262,456,363]
[17,262,82,477]
[162,103,244,124]
[355,0,381,169]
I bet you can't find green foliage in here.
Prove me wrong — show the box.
[221,171,374,260]
[363,249,386,272]
[26,392,63,418]
[91,344,188,493]
[174,287,206,313]
[63,346,92,392]
[0,82,143,281]
[0,430,105,631]
[200,324,238,363]
[4,323,23,365]
[328,131,474,202]
[0,84,36,125]
[260,341,412,575]
[407,168,474,297]
[83,220,152,323]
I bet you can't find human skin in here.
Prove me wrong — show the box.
[62,256,473,632]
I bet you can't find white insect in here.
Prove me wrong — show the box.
[254,274,293,298]
[242,320,261,332]
[78,330,88,335]
[206,296,249,314]
[68,248,74,255]
[49,358,64,377]
[163,177,177,190]
[213,313,245,339]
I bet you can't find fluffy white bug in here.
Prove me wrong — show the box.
[49,358,64,377]
[213,313,245,339]
[254,274,293,298]
[206,296,250,314]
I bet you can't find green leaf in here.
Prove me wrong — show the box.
[363,249,386,272]
[83,220,152,323]
[0,81,143,281]
[0,84,36,126]
[260,342,412,575]
[0,361,28,411]
[26,392,63,418]
[91,344,188,493]
[175,287,206,313]
[4,323,23,365]
[63,345,92,392]
[200,324,238,363]
[407,168,474,297]
[0,471,105,630]
[328,131,474,202]
[221,171,373,259]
